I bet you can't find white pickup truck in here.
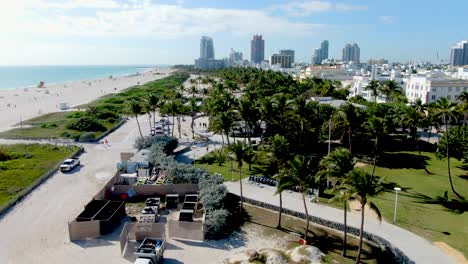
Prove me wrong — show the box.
[60,158,80,172]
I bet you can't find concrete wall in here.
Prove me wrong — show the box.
[110,184,199,198]
[168,220,204,241]
[120,222,167,254]
[68,220,101,240]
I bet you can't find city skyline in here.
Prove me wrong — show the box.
[1,0,467,65]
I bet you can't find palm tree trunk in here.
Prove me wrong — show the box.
[427,125,432,143]
[464,111,467,126]
[415,138,430,174]
[356,203,365,264]
[342,200,348,257]
[153,110,156,129]
[177,116,181,139]
[191,115,195,139]
[171,115,175,137]
[348,127,352,154]
[371,136,378,178]
[445,120,463,199]
[443,116,462,198]
[135,115,143,138]
[221,133,225,146]
[226,131,231,146]
[301,192,310,239]
[244,123,248,144]
[239,167,243,213]
[277,192,283,229]
[147,113,152,131]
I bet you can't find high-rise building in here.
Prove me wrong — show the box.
[342,43,360,64]
[270,54,292,68]
[229,48,243,62]
[311,40,329,64]
[251,35,265,64]
[200,36,214,59]
[195,36,225,70]
[450,40,468,66]
[368,58,389,66]
[279,50,295,63]
[321,40,329,61]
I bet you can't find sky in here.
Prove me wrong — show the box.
[0,0,467,65]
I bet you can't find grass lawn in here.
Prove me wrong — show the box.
[0,144,78,207]
[244,204,391,264]
[195,161,253,182]
[359,151,468,257]
[0,111,117,141]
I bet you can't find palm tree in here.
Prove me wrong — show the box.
[381,80,403,102]
[401,106,431,174]
[433,97,462,198]
[334,103,359,154]
[319,148,355,256]
[212,112,234,146]
[147,93,160,128]
[188,97,199,139]
[263,134,290,229]
[278,155,317,239]
[366,116,385,177]
[457,91,468,126]
[364,80,380,102]
[339,169,383,264]
[292,96,310,153]
[228,142,248,213]
[128,101,143,138]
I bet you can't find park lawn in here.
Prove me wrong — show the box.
[0,144,79,207]
[195,161,253,182]
[244,204,391,264]
[0,111,117,141]
[360,151,468,257]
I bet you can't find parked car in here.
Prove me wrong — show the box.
[60,158,80,172]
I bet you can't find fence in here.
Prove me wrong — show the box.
[0,146,83,216]
[168,220,204,241]
[237,195,415,264]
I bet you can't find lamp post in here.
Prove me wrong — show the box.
[393,187,401,222]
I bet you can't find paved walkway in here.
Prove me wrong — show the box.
[225,180,456,264]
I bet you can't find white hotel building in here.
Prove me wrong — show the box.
[405,74,468,104]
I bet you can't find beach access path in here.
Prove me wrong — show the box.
[0,68,172,133]
[224,180,457,264]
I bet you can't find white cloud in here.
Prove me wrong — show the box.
[0,1,331,38]
[379,16,395,24]
[269,1,367,16]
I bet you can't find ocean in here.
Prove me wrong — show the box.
[0,65,169,89]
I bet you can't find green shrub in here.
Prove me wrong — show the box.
[0,148,12,161]
[95,109,119,120]
[204,209,230,239]
[134,136,178,154]
[40,122,58,129]
[79,132,96,142]
[66,112,85,119]
[61,131,82,141]
[66,116,106,132]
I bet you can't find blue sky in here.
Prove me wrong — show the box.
[0,0,466,65]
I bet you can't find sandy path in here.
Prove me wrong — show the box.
[0,68,172,132]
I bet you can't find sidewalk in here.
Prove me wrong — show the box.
[225,180,456,264]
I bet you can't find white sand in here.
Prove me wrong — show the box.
[0,68,173,132]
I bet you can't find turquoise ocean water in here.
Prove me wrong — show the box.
[0,65,169,89]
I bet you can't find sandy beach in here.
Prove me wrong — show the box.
[0,68,173,132]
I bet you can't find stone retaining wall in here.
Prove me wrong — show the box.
[237,195,414,264]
